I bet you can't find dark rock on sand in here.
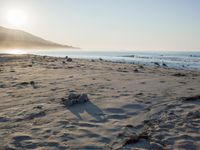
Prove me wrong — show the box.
[173,73,186,77]
[30,81,35,85]
[62,93,89,107]
[162,62,167,67]
[182,95,200,101]
[154,62,160,66]
[134,68,139,72]
[67,58,73,62]
[33,105,43,110]
[20,82,29,86]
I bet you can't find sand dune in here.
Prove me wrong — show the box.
[0,54,200,149]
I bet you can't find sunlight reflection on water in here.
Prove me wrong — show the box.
[7,49,27,54]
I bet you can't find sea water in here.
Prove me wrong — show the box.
[1,49,200,70]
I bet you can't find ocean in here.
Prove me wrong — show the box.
[1,49,200,70]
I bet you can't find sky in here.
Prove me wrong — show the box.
[0,0,200,51]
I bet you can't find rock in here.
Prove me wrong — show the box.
[62,93,89,107]
[173,73,186,77]
[99,58,103,61]
[182,95,200,101]
[33,105,43,109]
[136,92,143,96]
[162,62,167,67]
[65,56,68,59]
[78,94,89,103]
[30,81,35,85]
[30,81,37,89]
[20,82,29,86]
[134,68,139,72]
[67,58,72,62]
[154,62,160,66]
[139,65,144,69]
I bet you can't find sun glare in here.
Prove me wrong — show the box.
[8,49,27,55]
[6,9,27,27]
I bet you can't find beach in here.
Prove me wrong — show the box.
[0,54,200,150]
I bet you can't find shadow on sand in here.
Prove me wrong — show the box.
[68,101,106,121]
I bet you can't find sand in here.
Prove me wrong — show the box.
[0,54,200,150]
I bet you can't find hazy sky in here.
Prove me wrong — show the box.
[0,0,200,51]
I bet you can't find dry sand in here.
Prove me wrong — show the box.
[0,54,200,150]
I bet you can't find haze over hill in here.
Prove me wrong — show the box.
[0,26,76,49]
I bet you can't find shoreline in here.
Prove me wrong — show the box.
[0,54,200,149]
[2,52,200,71]
[1,50,200,71]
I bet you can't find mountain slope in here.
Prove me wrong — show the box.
[0,26,76,49]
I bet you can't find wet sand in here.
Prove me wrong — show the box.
[0,54,200,150]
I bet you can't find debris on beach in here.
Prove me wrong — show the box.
[111,125,149,149]
[62,93,89,107]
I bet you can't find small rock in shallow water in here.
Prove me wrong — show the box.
[154,62,160,66]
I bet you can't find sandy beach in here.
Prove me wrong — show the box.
[0,54,200,150]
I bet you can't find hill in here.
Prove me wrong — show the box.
[0,26,76,49]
